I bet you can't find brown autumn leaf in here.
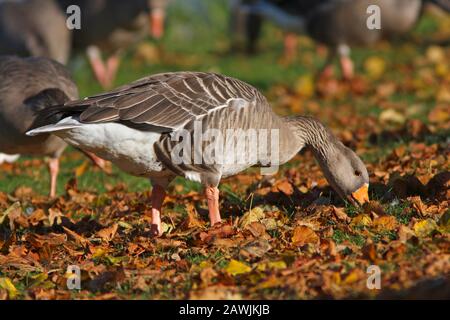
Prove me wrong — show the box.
[28,209,47,226]
[332,206,350,222]
[179,204,204,230]
[97,223,118,242]
[292,226,319,246]
[274,180,294,196]
[62,226,88,247]
[199,223,235,244]
[373,216,398,231]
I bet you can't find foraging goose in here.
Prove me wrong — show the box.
[240,0,449,78]
[0,56,78,197]
[57,0,169,89]
[28,72,370,236]
[0,0,71,64]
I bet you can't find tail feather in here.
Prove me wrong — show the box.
[26,117,81,136]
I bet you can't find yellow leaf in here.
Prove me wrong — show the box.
[351,214,373,227]
[343,270,362,284]
[379,109,406,125]
[413,219,438,238]
[225,259,252,276]
[294,75,314,98]
[0,277,18,299]
[240,207,265,229]
[92,248,108,259]
[426,46,445,64]
[364,56,386,79]
[75,160,89,177]
[257,260,287,271]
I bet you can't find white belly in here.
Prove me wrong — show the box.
[58,121,165,177]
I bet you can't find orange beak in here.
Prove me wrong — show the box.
[149,9,165,39]
[350,183,369,206]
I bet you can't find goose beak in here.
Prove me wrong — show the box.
[349,183,369,206]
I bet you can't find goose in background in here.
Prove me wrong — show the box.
[235,0,450,79]
[0,153,19,164]
[0,0,71,64]
[0,56,78,197]
[58,0,170,89]
[28,72,370,236]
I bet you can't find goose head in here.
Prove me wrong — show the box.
[316,142,369,205]
[286,116,370,205]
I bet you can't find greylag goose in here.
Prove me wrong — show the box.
[0,0,71,64]
[0,56,78,197]
[27,72,370,236]
[57,0,169,89]
[240,0,449,79]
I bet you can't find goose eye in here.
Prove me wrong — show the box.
[354,170,362,177]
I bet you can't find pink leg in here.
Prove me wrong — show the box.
[283,33,298,61]
[80,150,111,173]
[205,186,221,226]
[340,56,354,80]
[150,184,166,237]
[48,158,59,198]
[86,46,109,89]
[104,54,121,89]
[149,9,165,39]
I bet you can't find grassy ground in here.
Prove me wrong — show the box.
[0,1,449,299]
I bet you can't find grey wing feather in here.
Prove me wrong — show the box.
[66,72,268,131]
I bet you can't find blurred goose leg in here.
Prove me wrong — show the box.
[150,184,166,236]
[48,157,59,198]
[104,54,121,89]
[79,149,111,173]
[205,186,221,226]
[86,46,109,89]
[149,8,165,39]
[337,44,354,80]
[283,33,298,62]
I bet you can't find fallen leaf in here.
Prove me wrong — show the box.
[292,226,319,246]
[225,259,252,276]
[97,224,118,242]
[413,219,438,238]
[0,277,18,299]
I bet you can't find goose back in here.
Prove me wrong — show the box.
[0,56,78,156]
[0,0,71,64]
[34,72,301,179]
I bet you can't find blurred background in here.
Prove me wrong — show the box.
[0,0,449,196]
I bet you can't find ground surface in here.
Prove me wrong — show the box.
[0,1,449,299]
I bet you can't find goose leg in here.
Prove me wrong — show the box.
[48,157,59,198]
[337,44,354,80]
[104,54,121,89]
[205,186,221,226]
[86,46,109,89]
[283,33,298,62]
[78,149,111,174]
[149,8,165,39]
[150,184,166,236]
